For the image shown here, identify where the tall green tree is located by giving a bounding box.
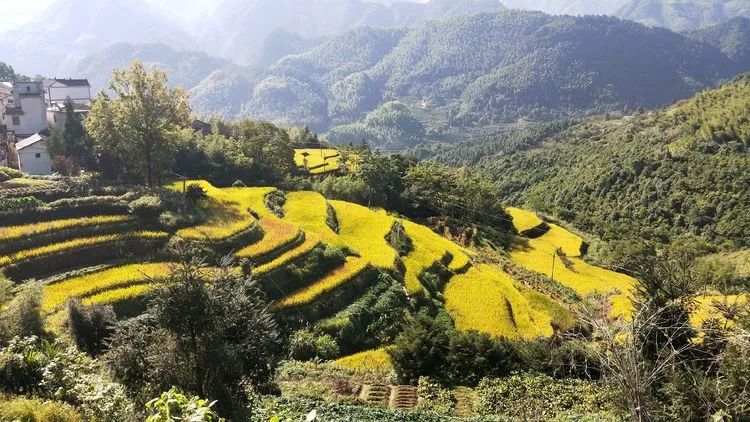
[86,61,190,187]
[48,98,94,168]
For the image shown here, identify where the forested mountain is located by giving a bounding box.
[688,17,750,72]
[0,0,193,76]
[76,43,244,94]
[421,74,750,250]
[617,0,750,31]
[237,10,739,146]
[201,0,505,64]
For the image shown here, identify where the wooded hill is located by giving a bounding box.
[419,73,750,255]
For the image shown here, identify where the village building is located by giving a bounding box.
[15,131,52,175]
[0,81,48,139]
[47,101,91,130]
[43,78,92,106]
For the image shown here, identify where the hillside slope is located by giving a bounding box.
[426,74,750,250]
[688,17,750,73]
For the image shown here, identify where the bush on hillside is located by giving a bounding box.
[0,167,23,182]
[146,387,223,422]
[129,195,163,224]
[289,330,340,361]
[0,196,44,212]
[0,282,44,344]
[0,396,83,422]
[67,298,117,357]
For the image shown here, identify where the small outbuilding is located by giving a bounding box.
[16,132,52,175]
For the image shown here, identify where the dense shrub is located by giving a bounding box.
[0,196,44,212]
[129,195,163,224]
[0,166,23,181]
[289,330,340,361]
[146,387,223,422]
[0,396,83,422]
[0,282,44,344]
[0,195,129,226]
[475,374,616,419]
[67,298,117,356]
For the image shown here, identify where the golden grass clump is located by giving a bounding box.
[506,207,544,233]
[0,231,168,267]
[236,218,301,259]
[42,262,172,313]
[276,257,368,309]
[283,191,346,248]
[444,264,565,339]
[400,219,471,295]
[0,215,131,241]
[334,347,394,372]
[329,201,397,269]
[690,294,748,328]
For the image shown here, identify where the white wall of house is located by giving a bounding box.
[47,85,91,105]
[47,109,66,129]
[18,140,53,175]
[1,95,47,137]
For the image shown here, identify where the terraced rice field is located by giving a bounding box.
[400,219,471,295]
[236,218,301,260]
[329,201,397,269]
[507,207,544,233]
[42,263,172,313]
[283,191,346,248]
[334,347,394,372]
[294,149,340,174]
[172,181,260,241]
[0,231,168,267]
[0,215,132,241]
[275,257,369,309]
[507,211,636,316]
[444,264,571,339]
[254,235,322,276]
[691,294,748,328]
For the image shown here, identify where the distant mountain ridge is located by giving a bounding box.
[617,0,750,31]
[74,10,750,149]
[0,0,194,76]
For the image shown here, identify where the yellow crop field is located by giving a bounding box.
[236,218,301,259]
[0,231,168,267]
[444,264,564,339]
[294,149,340,174]
[275,257,368,309]
[334,347,394,372]
[400,219,471,295]
[83,283,153,306]
[172,181,260,241]
[42,263,172,313]
[0,215,131,241]
[507,207,544,233]
[283,191,346,248]
[222,186,277,219]
[329,201,397,269]
[254,235,322,276]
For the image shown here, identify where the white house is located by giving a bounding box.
[0,81,48,138]
[44,78,91,106]
[15,132,53,175]
[47,101,91,130]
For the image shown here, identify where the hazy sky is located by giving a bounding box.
[0,0,432,31]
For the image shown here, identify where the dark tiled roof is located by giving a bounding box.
[50,78,90,87]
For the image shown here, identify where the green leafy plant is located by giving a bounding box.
[146,387,224,422]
